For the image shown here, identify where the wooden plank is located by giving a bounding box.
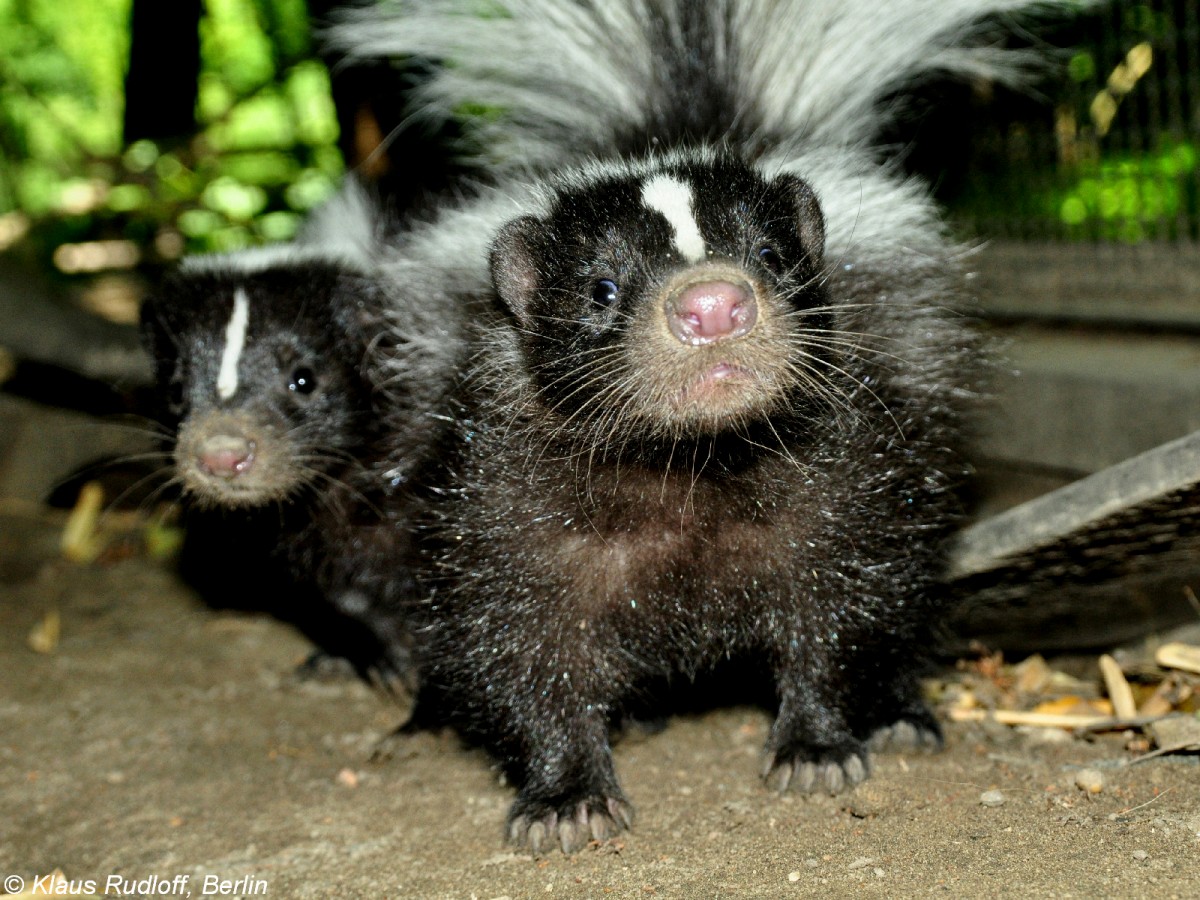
[950,426,1200,581]
[945,426,1200,652]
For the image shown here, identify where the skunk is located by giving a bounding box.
[328,0,1086,851]
[140,181,465,688]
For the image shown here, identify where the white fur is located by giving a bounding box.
[641,175,706,262]
[296,176,385,264]
[217,287,249,401]
[327,0,1080,174]
[179,243,326,276]
[325,0,1089,293]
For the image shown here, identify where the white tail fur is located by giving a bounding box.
[327,0,1077,172]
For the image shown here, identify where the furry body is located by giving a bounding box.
[329,0,1081,850]
[141,183,465,685]
[422,154,978,850]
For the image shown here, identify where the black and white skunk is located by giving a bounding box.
[140,181,465,688]
[329,0,1084,851]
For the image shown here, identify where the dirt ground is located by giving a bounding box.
[2,505,1199,900]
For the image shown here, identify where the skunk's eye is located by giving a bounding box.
[758,246,782,275]
[591,279,619,307]
[288,366,318,396]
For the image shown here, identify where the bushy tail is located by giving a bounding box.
[327,0,1079,171]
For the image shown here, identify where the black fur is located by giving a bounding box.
[324,0,1088,856]
[141,257,457,689]
[416,153,980,852]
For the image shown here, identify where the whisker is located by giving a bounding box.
[101,465,182,520]
[786,352,905,441]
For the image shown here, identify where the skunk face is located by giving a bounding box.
[489,155,830,440]
[143,263,377,508]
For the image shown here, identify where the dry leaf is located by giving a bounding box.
[61,482,105,563]
[1099,654,1137,719]
[28,609,61,654]
[1033,696,1113,718]
[1013,654,1052,695]
[1155,642,1200,675]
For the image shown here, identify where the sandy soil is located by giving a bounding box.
[2,507,1199,899]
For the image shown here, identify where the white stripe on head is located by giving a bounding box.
[641,174,706,263]
[216,288,250,401]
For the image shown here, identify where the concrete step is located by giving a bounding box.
[975,324,1200,478]
[972,241,1200,329]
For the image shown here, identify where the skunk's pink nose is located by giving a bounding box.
[666,279,757,345]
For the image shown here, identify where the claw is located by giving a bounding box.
[794,761,817,793]
[868,719,943,753]
[760,750,778,780]
[763,747,870,797]
[823,762,845,794]
[892,721,920,746]
[527,820,548,854]
[843,753,868,786]
[557,819,579,853]
[508,796,633,854]
[607,796,634,831]
[765,758,792,793]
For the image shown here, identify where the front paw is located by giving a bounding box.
[507,794,634,854]
[762,743,870,795]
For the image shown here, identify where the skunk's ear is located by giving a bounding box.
[489,215,547,328]
[779,175,826,266]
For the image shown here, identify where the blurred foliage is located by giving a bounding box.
[1055,141,1197,242]
[0,0,1194,275]
[956,139,1198,242]
[1048,1,1197,241]
[0,0,129,213]
[0,0,342,270]
[949,0,1199,241]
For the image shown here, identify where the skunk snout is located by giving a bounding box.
[196,432,257,479]
[665,278,757,346]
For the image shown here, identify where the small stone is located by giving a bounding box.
[1133,850,1148,862]
[1074,768,1104,794]
[980,790,1005,807]
[873,868,886,878]
[1018,726,1073,745]
[847,857,876,871]
[788,872,801,883]
[335,768,359,788]
[1148,714,1200,750]
[804,859,819,869]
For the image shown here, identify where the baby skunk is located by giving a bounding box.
[439,154,978,852]
[140,181,463,689]
[329,0,1086,850]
